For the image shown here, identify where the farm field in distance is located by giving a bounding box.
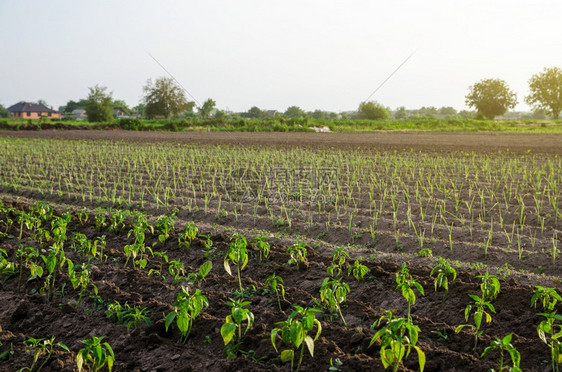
[0,130,561,371]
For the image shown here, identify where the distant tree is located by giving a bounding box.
[214,109,227,121]
[283,106,306,119]
[60,99,87,114]
[85,85,114,122]
[439,106,457,116]
[0,104,8,118]
[132,104,146,118]
[458,110,475,119]
[525,67,562,119]
[358,101,389,120]
[37,99,48,107]
[309,109,331,120]
[394,106,407,120]
[246,106,264,119]
[465,78,517,119]
[112,99,131,116]
[417,106,438,117]
[143,77,193,118]
[198,98,216,119]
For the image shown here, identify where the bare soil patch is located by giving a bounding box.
[1,129,560,153]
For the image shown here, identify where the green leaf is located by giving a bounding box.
[280,349,294,363]
[199,261,212,277]
[508,347,521,367]
[304,335,314,357]
[221,323,237,345]
[414,345,426,372]
[57,342,70,352]
[455,324,468,334]
[270,329,279,352]
[45,253,56,274]
[290,322,304,348]
[474,311,483,329]
[223,260,232,276]
[481,345,493,357]
[76,352,84,372]
[502,333,512,345]
[414,282,425,296]
[164,312,176,332]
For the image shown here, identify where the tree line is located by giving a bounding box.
[1,67,560,122]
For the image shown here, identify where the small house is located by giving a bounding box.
[7,101,61,119]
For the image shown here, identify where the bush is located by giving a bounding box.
[117,118,144,131]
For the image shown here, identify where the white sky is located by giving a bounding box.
[1,0,560,113]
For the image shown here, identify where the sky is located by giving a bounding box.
[1,0,561,113]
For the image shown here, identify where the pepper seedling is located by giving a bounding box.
[220,298,255,358]
[369,311,425,372]
[271,305,322,372]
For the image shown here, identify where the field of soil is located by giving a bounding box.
[1,129,561,153]
[0,130,561,372]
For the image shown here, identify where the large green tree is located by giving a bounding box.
[283,106,306,119]
[394,106,407,120]
[358,101,389,120]
[439,106,457,116]
[143,77,193,118]
[112,99,131,116]
[198,98,216,119]
[465,78,517,119]
[525,67,562,119]
[85,85,114,122]
[246,106,264,119]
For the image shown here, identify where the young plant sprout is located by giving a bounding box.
[327,246,350,279]
[165,287,209,344]
[271,306,322,372]
[430,257,457,300]
[251,235,270,262]
[76,336,114,372]
[156,209,178,244]
[264,273,286,311]
[395,263,424,320]
[476,271,500,302]
[319,277,350,325]
[224,233,249,292]
[532,286,562,311]
[480,333,521,372]
[537,311,562,372]
[369,311,426,372]
[220,298,255,358]
[178,221,198,249]
[348,257,369,282]
[455,293,496,352]
[287,242,307,270]
[23,336,69,372]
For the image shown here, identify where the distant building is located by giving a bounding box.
[264,110,278,117]
[113,108,130,119]
[71,109,87,120]
[7,101,61,119]
[496,112,523,120]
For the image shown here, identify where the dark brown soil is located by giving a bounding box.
[0,198,558,372]
[0,129,561,153]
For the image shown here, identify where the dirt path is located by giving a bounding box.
[1,130,560,153]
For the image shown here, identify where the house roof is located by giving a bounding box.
[7,101,59,113]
